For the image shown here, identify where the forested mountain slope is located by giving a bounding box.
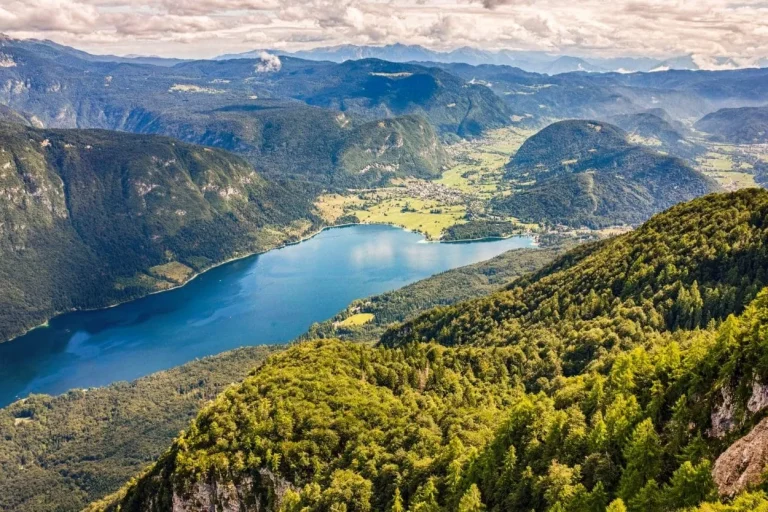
[0,346,279,512]
[0,122,319,341]
[608,111,703,159]
[695,106,768,144]
[494,120,719,227]
[0,246,562,512]
[90,189,768,512]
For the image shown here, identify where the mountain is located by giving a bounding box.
[0,39,498,178]
[217,44,695,74]
[0,41,455,184]
[0,105,30,126]
[0,122,319,342]
[433,62,768,123]
[608,111,703,158]
[494,120,719,227]
[88,189,768,512]
[269,58,516,137]
[0,246,562,512]
[695,106,768,143]
[542,56,605,74]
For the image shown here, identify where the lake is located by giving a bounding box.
[0,224,534,407]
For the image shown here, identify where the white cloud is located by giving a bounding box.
[0,0,766,67]
[255,51,281,72]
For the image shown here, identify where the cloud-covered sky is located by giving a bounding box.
[1,0,767,66]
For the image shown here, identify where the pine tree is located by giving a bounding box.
[606,498,628,512]
[618,419,662,502]
[390,488,404,512]
[457,484,485,512]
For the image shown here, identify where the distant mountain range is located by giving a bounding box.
[217,43,728,74]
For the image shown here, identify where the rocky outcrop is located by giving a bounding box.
[170,470,295,512]
[713,417,768,497]
[709,387,737,438]
[748,379,768,413]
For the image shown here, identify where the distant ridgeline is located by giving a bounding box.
[0,39,511,185]
[494,120,720,228]
[89,189,768,512]
[695,106,768,144]
[608,110,704,160]
[0,122,320,341]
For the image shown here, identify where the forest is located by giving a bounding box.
[87,189,768,512]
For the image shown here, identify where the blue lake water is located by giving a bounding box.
[0,224,534,407]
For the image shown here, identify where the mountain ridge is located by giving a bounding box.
[494,120,719,227]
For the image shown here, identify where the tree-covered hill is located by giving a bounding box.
[608,111,703,159]
[695,106,768,144]
[89,189,768,512]
[494,120,719,227]
[0,122,320,341]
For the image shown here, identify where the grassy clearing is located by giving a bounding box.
[149,262,195,284]
[337,313,375,327]
[354,197,467,239]
[695,145,761,191]
[314,193,365,223]
[438,127,534,198]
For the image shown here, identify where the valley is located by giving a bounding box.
[0,224,535,408]
[315,127,536,240]
[2,25,768,512]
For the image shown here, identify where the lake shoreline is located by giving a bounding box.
[1,225,535,407]
[4,222,533,345]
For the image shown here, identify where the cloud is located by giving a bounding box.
[0,0,766,67]
[255,51,281,72]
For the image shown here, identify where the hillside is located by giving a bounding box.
[0,105,30,126]
[494,120,719,227]
[0,346,279,512]
[0,245,562,512]
[118,105,448,187]
[0,122,319,341]
[89,189,768,512]
[295,59,514,137]
[695,106,768,144]
[608,111,703,159]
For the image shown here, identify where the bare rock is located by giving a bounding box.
[748,379,768,413]
[710,387,736,438]
[713,416,768,497]
[169,471,295,511]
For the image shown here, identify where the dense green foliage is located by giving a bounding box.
[387,189,768,370]
[441,221,519,242]
[304,247,563,342]
[94,340,527,512]
[93,190,768,512]
[494,120,719,227]
[0,346,278,512]
[695,106,768,144]
[0,122,319,341]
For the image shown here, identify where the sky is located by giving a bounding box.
[0,0,767,67]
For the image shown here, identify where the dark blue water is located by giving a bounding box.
[0,225,534,407]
